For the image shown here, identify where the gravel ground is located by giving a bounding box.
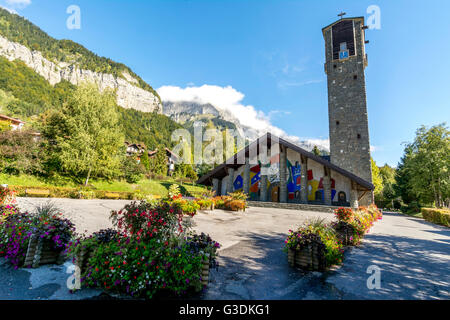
[0,198,448,300]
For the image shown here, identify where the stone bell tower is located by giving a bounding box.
[323,15,373,205]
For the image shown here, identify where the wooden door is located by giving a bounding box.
[271,186,280,203]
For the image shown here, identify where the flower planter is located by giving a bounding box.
[287,243,326,272]
[23,235,66,268]
[72,246,97,289]
[194,253,211,292]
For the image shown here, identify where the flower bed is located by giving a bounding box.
[69,200,220,298]
[0,186,16,206]
[212,191,248,212]
[286,205,383,272]
[0,206,75,268]
[285,219,343,271]
[331,221,360,246]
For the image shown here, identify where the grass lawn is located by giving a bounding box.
[0,173,208,198]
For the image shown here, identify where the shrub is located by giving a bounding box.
[168,184,181,199]
[212,196,230,209]
[334,207,354,222]
[175,199,200,217]
[104,192,120,200]
[421,208,450,227]
[228,191,248,201]
[224,199,246,212]
[110,201,184,240]
[195,198,213,210]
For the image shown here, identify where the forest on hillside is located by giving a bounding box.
[0,7,160,100]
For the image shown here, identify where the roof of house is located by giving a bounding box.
[196,132,374,191]
[148,147,179,160]
[0,114,25,125]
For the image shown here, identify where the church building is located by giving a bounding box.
[197,16,375,208]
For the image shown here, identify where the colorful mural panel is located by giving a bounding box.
[232,155,337,202]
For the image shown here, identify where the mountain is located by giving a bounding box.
[0,8,161,113]
[0,8,181,151]
[163,100,329,153]
[163,100,268,143]
[163,101,242,134]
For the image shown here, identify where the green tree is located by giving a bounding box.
[51,83,125,185]
[140,150,150,172]
[377,164,397,207]
[312,146,321,156]
[394,123,449,208]
[371,158,383,204]
[149,146,168,175]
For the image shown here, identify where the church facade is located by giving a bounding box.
[197,16,374,208]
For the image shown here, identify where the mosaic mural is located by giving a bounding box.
[233,157,337,202]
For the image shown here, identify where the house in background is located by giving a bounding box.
[124,142,178,175]
[125,142,147,157]
[0,114,25,131]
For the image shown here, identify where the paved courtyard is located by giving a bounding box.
[0,198,448,300]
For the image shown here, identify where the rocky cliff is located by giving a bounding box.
[163,100,329,153]
[0,35,162,113]
[163,101,248,138]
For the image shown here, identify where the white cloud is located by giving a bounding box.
[277,79,323,89]
[157,84,329,151]
[6,0,30,5]
[0,5,17,13]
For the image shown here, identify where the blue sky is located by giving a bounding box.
[2,0,450,167]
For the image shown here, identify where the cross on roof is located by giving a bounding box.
[338,12,346,19]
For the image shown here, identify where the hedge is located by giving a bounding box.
[9,185,137,200]
[421,208,450,227]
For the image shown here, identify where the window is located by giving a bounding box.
[357,134,361,139]
[353,75,358,80]
[336,121,340,126]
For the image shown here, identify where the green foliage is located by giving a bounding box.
[0,57,75,117]
[42,83,125,184]
[0,130,43,175]
[174,163,198,180]
[371,158,383,202]
[312,146,321,156]
[121,156,144,184]
[0,120,10,132]
[377,164,396,207]
[140,150,150,172]
[0,8,160,100]
[118,108,182,150]
[421,208,450,227]
[394,123,450,208]
[149,146,168,175]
